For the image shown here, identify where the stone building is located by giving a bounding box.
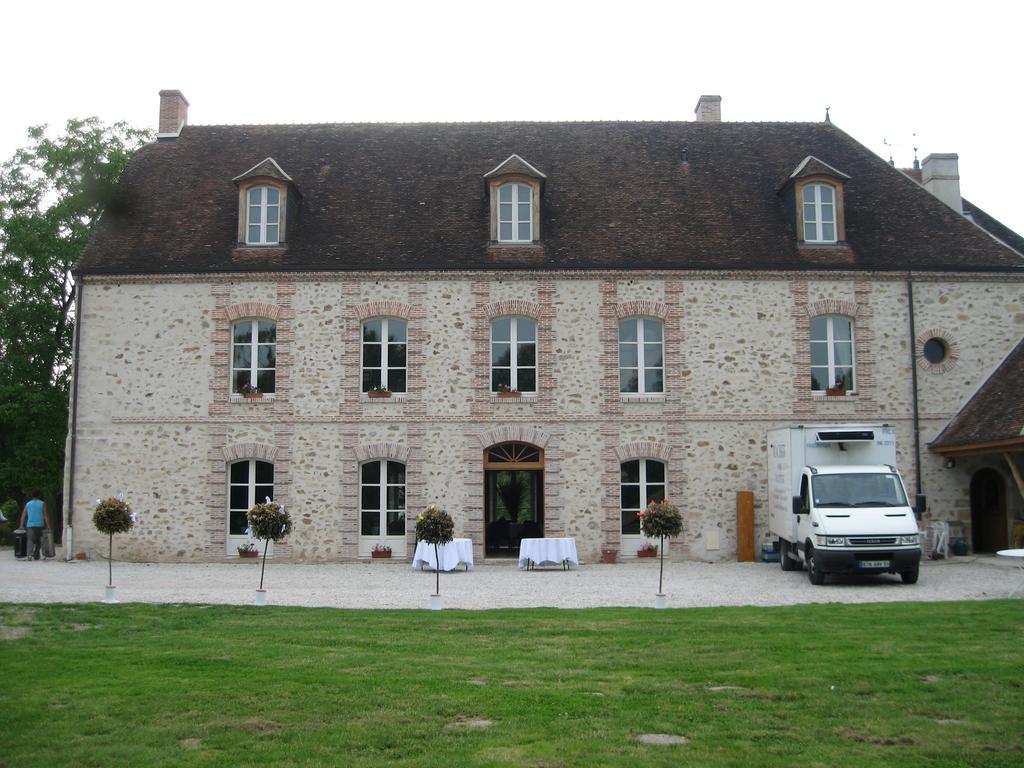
[63,91,1024,563]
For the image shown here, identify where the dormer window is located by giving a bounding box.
[232,158,300,249]
[802,183,836,243]
[498,183,533,243]
[247,186,280,245]
[484,154,545,246]
[781,156,849,246]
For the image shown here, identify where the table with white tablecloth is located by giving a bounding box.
[518,537,578,570]
[412,538,474,572]
[996,548,1024,598]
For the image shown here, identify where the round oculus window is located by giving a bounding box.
[923,338,948,364]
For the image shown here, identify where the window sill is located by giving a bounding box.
[492,392,537,402]
[361,393,407,403]
[620,394,665,403]
[813,391,858,399]
[230,394,275,404]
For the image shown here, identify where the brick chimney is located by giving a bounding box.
[921,153,962,213]
[694,94,722,122]
[158,90,189,136]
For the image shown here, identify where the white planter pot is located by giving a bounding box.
[102,586,119,604]
[254,589,267,606]
[654,593,667,609]
[430,594,443,611]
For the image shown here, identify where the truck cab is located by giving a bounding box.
[789,465,921,584]
[768,425,923,585]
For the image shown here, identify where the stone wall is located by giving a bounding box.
[65,271,1024,563]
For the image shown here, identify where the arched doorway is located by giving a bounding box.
[970,469,1007,553]
[484,442,544,557]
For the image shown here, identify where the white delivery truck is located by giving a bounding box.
[768,424,923,585]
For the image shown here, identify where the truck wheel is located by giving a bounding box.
[900,566,919,585]
[807,546,826,585]
[780,538,798,571]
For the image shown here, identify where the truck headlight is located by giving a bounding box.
[899,535,919,545]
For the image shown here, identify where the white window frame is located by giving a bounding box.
[359,459,407,556]
[802,183,837,243]
[490,316,537,393]
[618,317,665,395]
[246,185,281,245]
[620,458,667,544]
[810,315,856,392]
[361,318,407,393]
[227,458,274,555]
[231,319,276,394]
[497,182,533,243]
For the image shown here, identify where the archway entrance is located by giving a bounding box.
[484,442,544,557]
[970,468,1007,553]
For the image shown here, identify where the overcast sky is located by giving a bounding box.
[4,0,1022,235]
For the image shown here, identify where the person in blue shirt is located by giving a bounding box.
[20,491,51,561]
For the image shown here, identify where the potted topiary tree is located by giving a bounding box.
[415,504,454,609]
[93,495,136,603]
[637,498,683,608]
[246,499,292,606]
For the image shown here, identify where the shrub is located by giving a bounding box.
[415,504,454,546]
[93,497,135,535]
[638,499,682,539]
[246,502,292,542]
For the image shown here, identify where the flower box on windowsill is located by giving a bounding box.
[238,550,259,558]
[824,388,847,397]
[371,550,392,559]
[496,390,521,399]
[242,392,263,399]
[637,548,658,558]
[367,390,392,399]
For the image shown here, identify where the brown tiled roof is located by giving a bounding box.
[79,121,1024,275]
[930,337,1024,452]
[962,198,1024,257]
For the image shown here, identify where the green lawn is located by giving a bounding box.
[2,601,1022,767]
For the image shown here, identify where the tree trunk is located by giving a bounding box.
[658,535,665,594]
[259,539,269,590]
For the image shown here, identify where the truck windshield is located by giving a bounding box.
[811,473,908,508]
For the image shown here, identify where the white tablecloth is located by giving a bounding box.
[412,539,474,571]
[518,538,578,570]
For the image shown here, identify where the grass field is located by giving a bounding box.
[2,600,1022,767]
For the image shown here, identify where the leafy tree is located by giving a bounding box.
[0,118,150,505]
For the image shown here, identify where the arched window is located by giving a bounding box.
[620,459,666,535]
[362,318,407,393]
[228,459,274,537]
[360,460,406,537]
[810,315,855,392]
[491,317,537,393]
[497,183,532,243]
[246,185,281,245]
[231,319,276,394]
[618,318,664,394]
[802,183,837,243]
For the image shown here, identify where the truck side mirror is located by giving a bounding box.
[915,494,927,518]
[792,496,803,515]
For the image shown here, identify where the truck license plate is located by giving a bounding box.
[859,560,889,569]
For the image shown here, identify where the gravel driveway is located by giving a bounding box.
[1,555,1020,609]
